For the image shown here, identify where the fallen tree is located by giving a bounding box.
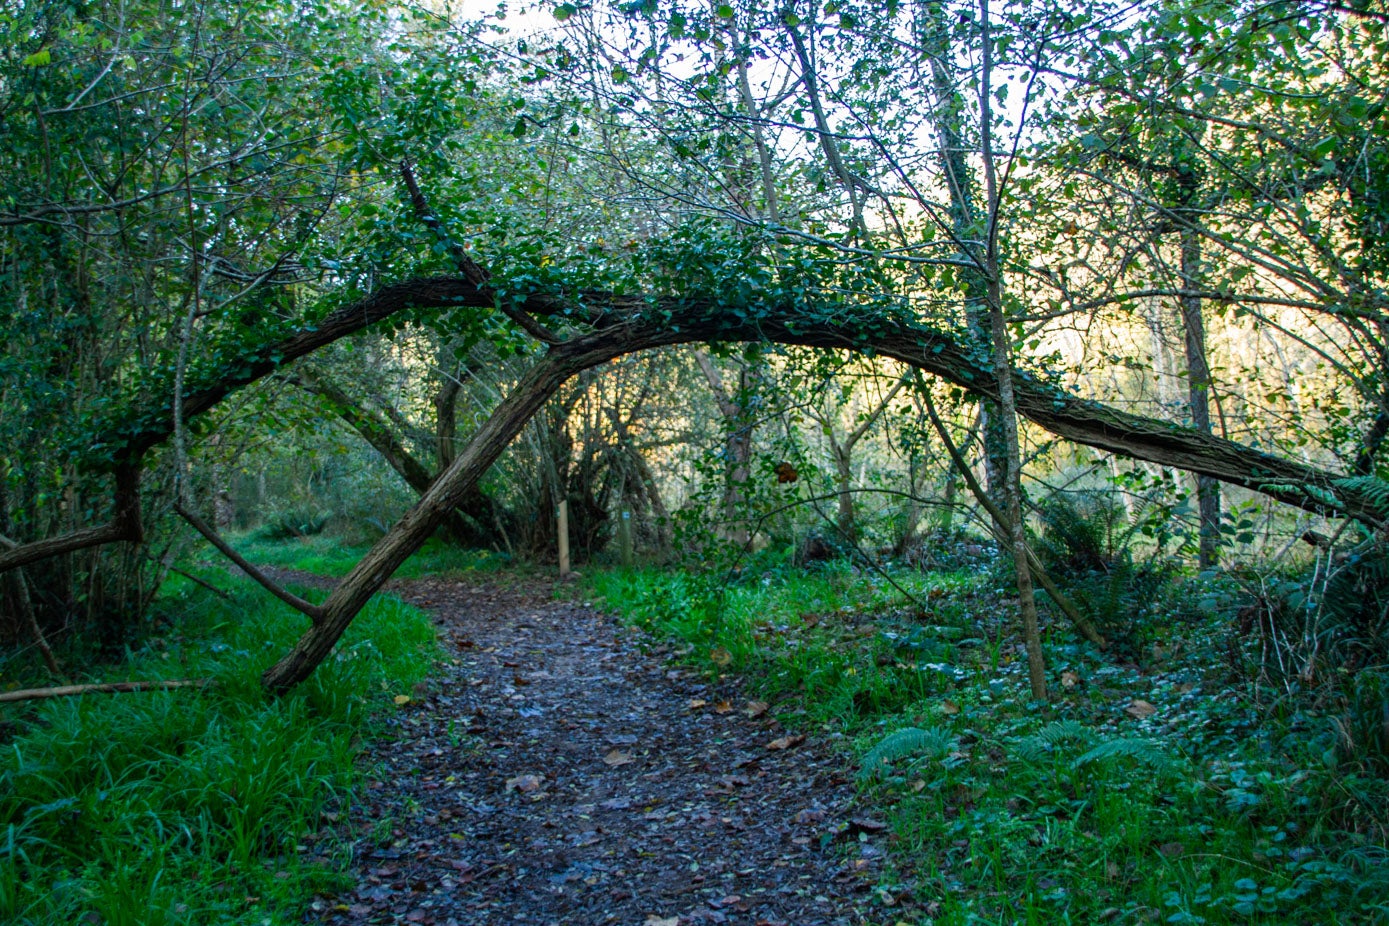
[77,276,1383,522]
[5,270,1385,690]
[258,287,1386,691]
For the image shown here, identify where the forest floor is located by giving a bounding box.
[306,575,893,926]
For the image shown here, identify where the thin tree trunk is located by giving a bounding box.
[1179,198,1221,568]
[977,0,1046,698]
[694,350,757,546]
[923,11,1010,513]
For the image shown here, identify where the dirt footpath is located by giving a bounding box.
[311,577,898,926]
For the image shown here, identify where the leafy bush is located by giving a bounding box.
[1033,489,1178,652]
[0,570,437,925]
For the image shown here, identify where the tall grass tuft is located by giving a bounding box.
[0,569,437,925]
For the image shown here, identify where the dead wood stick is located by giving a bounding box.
[0,678,212,703]
[918,380,1108,649]
[174,502,325,623]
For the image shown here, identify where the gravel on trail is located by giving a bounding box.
[308,577,903,926]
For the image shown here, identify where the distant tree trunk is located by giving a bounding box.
[819,374,906,542]
[435,353,462,471]
[1178,172,1221,569]
[694,350,758,546]
[832,442,855,539]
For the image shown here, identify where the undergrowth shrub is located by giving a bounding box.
[253,503,330,541]
[1033,489,1179,654]
[1240,536,1389,797]
[0,571,437,925]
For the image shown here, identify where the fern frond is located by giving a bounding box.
[1333,476,1389,519]
[1013,720,1099,765]
[1072,737,1173,773]
[859,727,955,780]
[1037,720,1097,746]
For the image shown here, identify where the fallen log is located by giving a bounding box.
[0,678,213,703]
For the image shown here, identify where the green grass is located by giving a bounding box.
[0,567,439,925]
[588,563,1389,925]
[230,532,509,579]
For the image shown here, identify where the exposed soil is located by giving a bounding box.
[307,576,900,926]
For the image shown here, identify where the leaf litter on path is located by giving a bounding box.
[311,577,888,926]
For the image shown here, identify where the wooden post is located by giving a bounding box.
[619,508,633,567]
[557,499,571,578]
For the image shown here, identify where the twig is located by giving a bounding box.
[166,564,233,600]
[918,379,1108,649]
[175,502,324,622]
[399,160,563,345]
[4,568,63,678]
[0,678,212,703]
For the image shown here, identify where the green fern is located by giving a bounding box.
[1333,475,1389,520]
[1321,542,1389,644]
[859,727,955,780]
[1013,720,1098,765]
[1072,737,1174,773]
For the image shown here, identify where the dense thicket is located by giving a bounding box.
[3,0,1388,692]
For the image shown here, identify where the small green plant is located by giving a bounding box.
[1033,488,1177,653]
[253,503,330,541]
[859,726,957,781]
[0,568,437,925]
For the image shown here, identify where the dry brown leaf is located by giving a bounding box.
[713,700,734,714]
[688,698,708,709]
[1061,670,1081,688]
[765,734,806,751]
[940,699,960,715]
[744,700,769,718]
[392,694,411,705]
[710,647,732,667]
[603,749,635,767]
[1125,699,1157,719]
[504,773,544,793]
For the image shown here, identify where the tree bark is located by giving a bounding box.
[1178,175,1221,568]
[0,463,143,576]
[693,350,758,545]
[85,275,1389,525]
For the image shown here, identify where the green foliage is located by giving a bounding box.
[253,505,331,541]
[859,726,956,781]
[1033,489,1180,652]
[228,534,507,580]
[1072,736,1175,774]
[1333,476,1389,522]
[593,557,1389,925]
[0,570,437,925]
